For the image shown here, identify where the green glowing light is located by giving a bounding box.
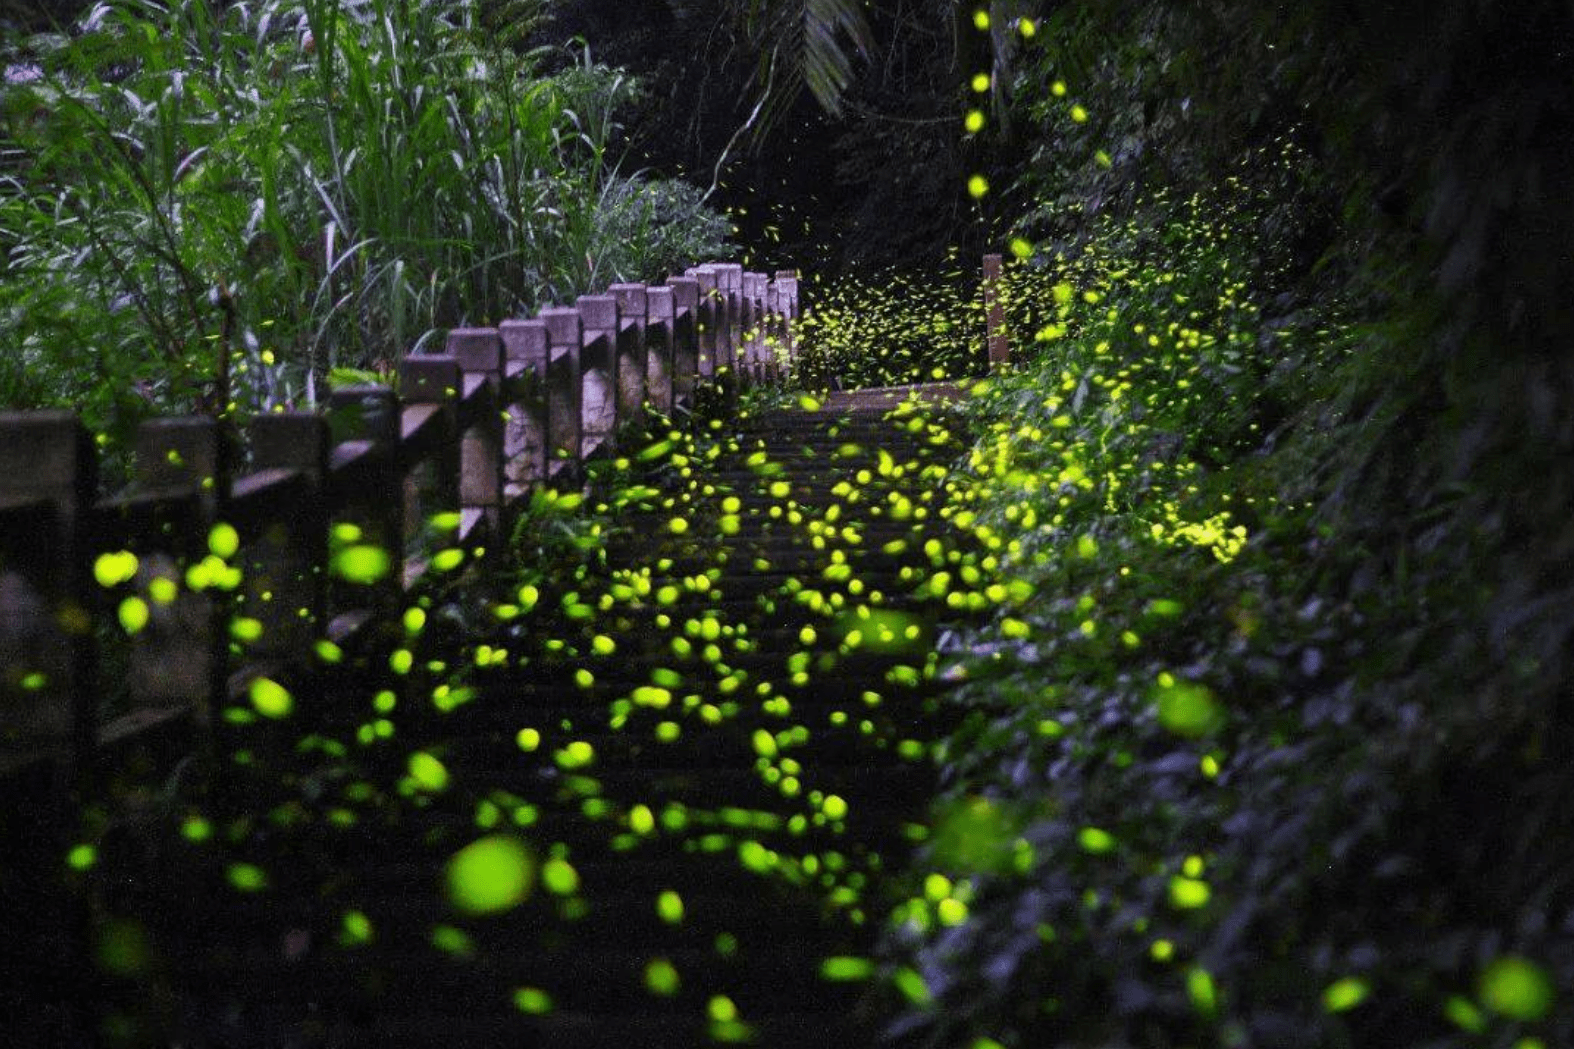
[248,676,294,719]
[340,910,373,945]
[1322,976,1370,1013]
[645,957,680,996]
[821,956,874,981]
[512,987,553,1014]
[1168,876,1211,909]
[893,967,932,1007]
[226,862,268,892]
[208,522,240,559]
[1077,826,1116,854]
[96,919,150,976]
[332,544,391,584]
[117,596,149,635]
[445,835,535,915]
[1479,955,1554,1021]
[1444,995,1486,1033]
[540,857,580,896]
[430,924,474,958]
[1152,677,1223,737]
[229,617,263,643]
[93,550,138,588]
[408,751,450,792]
[555,741,594,769]
[1186,966,1217,1016]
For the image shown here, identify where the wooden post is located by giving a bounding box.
[984,253,1009,369]
[446,329,506,535]
[575,295,618,459]
[539,307,584,478]
[644,286,676,415]
[124,417,226,729]
[325,385,403,629]
[242,413,329,668]
[666,277,700,410]
[0,412,97,776]
[399,353,463,565]
[499,319,550,500]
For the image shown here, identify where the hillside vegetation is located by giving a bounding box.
[778,2,1573,1046]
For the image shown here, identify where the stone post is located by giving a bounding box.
[540,308,584,477]
[609,283,651,426]
[686,266,720,379]
[644,286,676,415]
[575,295,619,458]
[666,277,700,409]
[774,270,800,362]
[499,319,549,497]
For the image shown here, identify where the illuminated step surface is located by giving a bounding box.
[60,389,974,1048]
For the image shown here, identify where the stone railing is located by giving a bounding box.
[0,263,800,788]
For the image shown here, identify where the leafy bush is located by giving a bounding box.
[0,0,729,445]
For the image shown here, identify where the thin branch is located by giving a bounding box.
[703,41,776,205]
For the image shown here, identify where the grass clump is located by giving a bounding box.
[0,0,729,445]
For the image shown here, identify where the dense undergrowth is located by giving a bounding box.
[794,73,1571,1049]
[742,2,1574,1045]
[0,0,729,446]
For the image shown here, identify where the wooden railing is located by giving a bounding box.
[0,263,800,788]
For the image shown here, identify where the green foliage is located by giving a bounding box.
[0,0,729,443]
[734,0,874,131]
[870,20,1574,1042]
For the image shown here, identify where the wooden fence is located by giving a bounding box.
[0,263,800,791]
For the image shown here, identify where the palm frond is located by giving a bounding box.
[740,0,872,142]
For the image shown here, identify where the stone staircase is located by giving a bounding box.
[59,386,969,1048]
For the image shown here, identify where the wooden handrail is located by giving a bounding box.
[0,264,802,793]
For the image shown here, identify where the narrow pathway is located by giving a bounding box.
[84,386,969,1048]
